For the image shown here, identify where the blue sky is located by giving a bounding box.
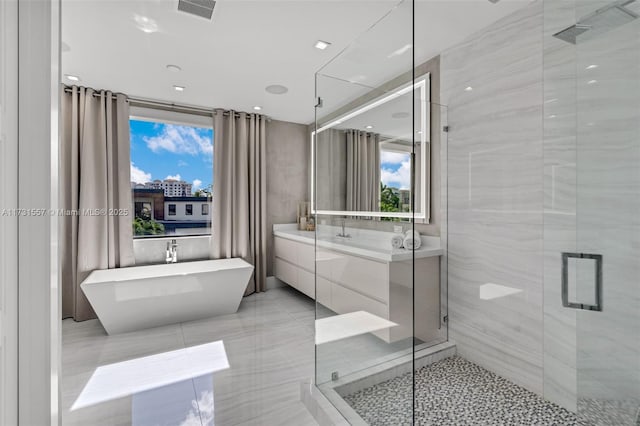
[130,120,213,192]
[380,150,411,190]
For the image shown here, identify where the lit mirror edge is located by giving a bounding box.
[310,74,431,222]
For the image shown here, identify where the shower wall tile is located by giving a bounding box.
[543,0,640,413]
[441,1,545,396]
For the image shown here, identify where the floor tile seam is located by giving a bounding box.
[179,321,206,426]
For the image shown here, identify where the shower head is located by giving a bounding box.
[553,0,638,44]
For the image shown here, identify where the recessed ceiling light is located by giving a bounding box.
[587,79,598,85]
[166,64,182,72]
[464,86,473,92]
[548,114,557,119]
[133,14,159,33]
[315,40,331,50]
[365,125,374,130]
[265,84,288,95]
[586,64,598,70]
[417,130,423,134]
[173,85,185,92]
[253,106,262,111]
[65,74,80,82]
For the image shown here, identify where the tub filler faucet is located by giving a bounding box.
[336,219,351,238]
[166,239,178,263]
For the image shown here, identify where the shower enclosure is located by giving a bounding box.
[543,0,640,423]
[311,0,639,424]
[312,0,449,422]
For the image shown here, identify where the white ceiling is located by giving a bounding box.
[61,0,530,125]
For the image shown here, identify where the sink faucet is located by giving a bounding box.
[166,239,178,263]
[336,218,351,238]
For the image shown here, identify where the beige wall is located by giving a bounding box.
[266,119,309,276]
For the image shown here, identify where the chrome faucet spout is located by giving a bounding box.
[336,219,351,238]
[166,239,178,263]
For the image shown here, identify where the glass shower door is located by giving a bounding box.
[544,1,640,424]
[312,0,419,422]
[573,2,640,423]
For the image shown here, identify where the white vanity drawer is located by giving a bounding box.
[315,247,336,281]
[274,237,298,265]
[316,276,332,308]
[331,253,389,303]
[297,268,315,299]
[274,258,297,287]
[331,283,388,320]
[297,242,315,272]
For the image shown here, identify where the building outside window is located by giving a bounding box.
[130,116,213,237]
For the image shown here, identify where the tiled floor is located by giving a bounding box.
[61,286,318,426]
[344,355,589,426]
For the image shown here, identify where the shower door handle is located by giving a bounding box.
[561,252,603,311]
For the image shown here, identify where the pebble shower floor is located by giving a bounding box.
[344,355,593,426]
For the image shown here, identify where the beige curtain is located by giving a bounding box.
[346,130,381,211]
[211,109,267,294]
[315,129,347,211]
[60,86,135,321]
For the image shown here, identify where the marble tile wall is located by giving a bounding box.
[441,0,639,417]
[440,1,545,396]
[543,0,640,416]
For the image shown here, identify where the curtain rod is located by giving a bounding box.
[62,86,268,120]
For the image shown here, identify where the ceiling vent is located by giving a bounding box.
[178,0,216,20]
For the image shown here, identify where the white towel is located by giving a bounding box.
[403,230,422,250]
[391,234,404,249]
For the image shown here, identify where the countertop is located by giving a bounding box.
[273,224,443,262]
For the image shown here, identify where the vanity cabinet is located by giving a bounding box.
[273,235,441,343]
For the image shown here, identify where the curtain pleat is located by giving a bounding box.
[211,110,267,294]
[346,130,381,212]
[61,86,135,321]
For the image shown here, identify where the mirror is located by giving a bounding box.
[312,75,430,221]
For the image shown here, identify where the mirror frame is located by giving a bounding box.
[311,74,430,221]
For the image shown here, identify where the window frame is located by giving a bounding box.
[130,106,213,239]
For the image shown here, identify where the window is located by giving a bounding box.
[134,201,152,220]
[202,204,209,215]
[380,144,412,215]
[130,115,213,238]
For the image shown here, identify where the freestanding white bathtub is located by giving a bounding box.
[81,258,254,335]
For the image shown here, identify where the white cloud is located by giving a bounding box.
[381,151,410,165]
[130,162,151,184]
[381,160,411,190]
[145,124,213,157]
[178,160,189,167]
[193,179,203,190]
[165,174,181,181]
